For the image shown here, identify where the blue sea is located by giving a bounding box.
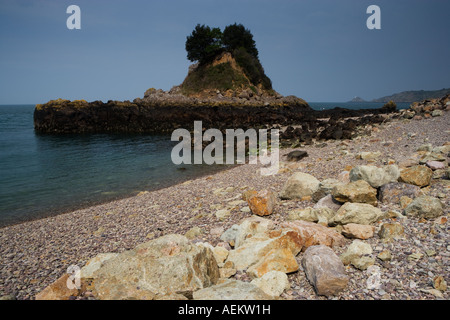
[0,101,410,227]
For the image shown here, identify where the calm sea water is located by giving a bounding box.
[0,101,410,227]
[0,105,232,227]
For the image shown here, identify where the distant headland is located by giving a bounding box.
[348,88,450,103]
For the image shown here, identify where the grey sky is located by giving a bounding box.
[0,0,449,104]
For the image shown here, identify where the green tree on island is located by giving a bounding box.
[184,23,272,91]
[185,24,223,64]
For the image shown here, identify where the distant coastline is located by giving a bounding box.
[347,88,450,103]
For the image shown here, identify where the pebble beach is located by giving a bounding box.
[0,109,449,300]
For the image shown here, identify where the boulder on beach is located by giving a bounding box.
[301,245,349,297]
[279,172,320,200]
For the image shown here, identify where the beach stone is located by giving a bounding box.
[281,220,346,250]
[241,189,257,201]
[400,196,414,209]
[185,226,203,239]
[234,216,275,248]
[432,110,443,117]
[301,245,349,297]
[337,170,351,183]
[340,240,374,270]
[331,180,378,206]
[246,247,299,278]
[215,209,231,221]
[378,223,405,242]
[35,274,79,300]
[419,152,446,164]
[314,194,343,212]
[250,271,290,297]
[378,182,421,204]
[312,178,344,201]
[426,161,446,170]
[330,202,383,226]
[398,159,419,168]
[349,165,400,188]
[341,223,375,240]
[399,165,433,187]
[279,172,320,200]
[286,150,308,161]
[433,276,447,292]
[377,250,392,261]
[193,279,272,300]
[225,229,304,272]
[358,151,382,160]
[404,196,443,219]
[80,253,118,279]
[287,207,335,224]
[220,224,240,247]
[196,242,229,266]
[247,189,277,217]
[90,234,220,300]
[417,143,433,152]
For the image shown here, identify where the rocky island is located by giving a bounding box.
[34,24,397,137]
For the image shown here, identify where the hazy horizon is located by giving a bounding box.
[1,0,449,104]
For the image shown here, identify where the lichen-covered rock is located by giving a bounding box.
[330,202,383,226]
[378,223,405,242]
[332,180,378,206]
[349,165,400,188]
[90,234,220,300]
[399,165,433,187]
[340,240,374,270]
[404,196,444,219]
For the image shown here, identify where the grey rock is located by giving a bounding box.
[279,172,320,200]
[350,165,400,188]
[404,196,444,219]
[302,245,349,297]
[330,202,383,226]
[378,182,421,204]
[193,279,272,300]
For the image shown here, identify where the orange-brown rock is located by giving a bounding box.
[247,248,299,278]
[247,189,277,216]
[341,223,375,240]
[399,165,433,187]
[35,274,79,300]
[281,220,346,250]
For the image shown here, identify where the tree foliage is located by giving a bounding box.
[185,24,223,64]
[222,23,258,59]
[184,23,272,91]
[186,23,259,64]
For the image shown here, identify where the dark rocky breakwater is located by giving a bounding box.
[33,96,312,134]
[33,91,400,141]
